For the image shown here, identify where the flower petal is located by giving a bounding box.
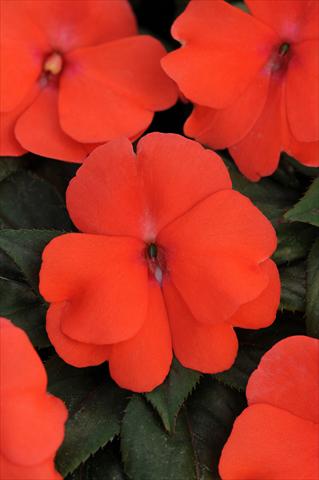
[1,392,67,466]
[39,233,148,344]
[247,336,319,424]
[160,189,276,272]
[136,133,232,236]
[285,137,319,167]
[67,134,231,239]
[230,259,280,329]
[286,40,319,143]
[229,78,282,181]
[184,70,270,149]
[66,139,145,237]
[219,404,319,480]
[0,84,40,157]
[162,0,277,109]
[15,86,88,162]
[59,36,177,143]
[159,190,276,324]
[109,281,172,392]
[0,318,47,394]
[246,0,319,41]
[23,0,137,51]
[0,455,61,480]
[1,110,26,157]
[0,1,45,112]
[163,280,238,373]
[46,303,111,367]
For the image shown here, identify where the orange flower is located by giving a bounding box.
[219,336,319,479]
[0,0,177,162]
[162,0,319,181]
[39,133,280,392]
[0,318,67,480]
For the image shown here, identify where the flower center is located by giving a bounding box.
[145,242,166,284]
[268,42,291,76]
[43,52,63,75]
[147,243,158,259]
[278,42,290,57]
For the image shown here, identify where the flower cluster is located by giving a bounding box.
[1,0,318,478]
[0,318,67,480]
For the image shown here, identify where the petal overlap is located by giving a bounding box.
[40,233,148,344]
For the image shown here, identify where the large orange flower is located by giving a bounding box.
[0,318,67,480]
[39,133,280,392]
[219,335,319,479]
[162,0,319,181]
[0,0,177,161]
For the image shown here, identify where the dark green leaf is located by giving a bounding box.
[0,229,63,347]
[0,229,62,291]
[65,443,128,480]
[306,239,319,338]
[224,157,298,227]
[0,156,25,182]
[214,346,264,392]
[121,396,196,480]
[146,358,201,432]
[280,262,306,312]
[187,377,246,480]
[55,369,128,477]
[273,223,317,264]
[0,170,73,230]
[46,356,100,414]
[284,178,319,227]
[0,277,48,347]
[284,154,319,178]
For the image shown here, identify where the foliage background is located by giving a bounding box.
[0,1,318,479]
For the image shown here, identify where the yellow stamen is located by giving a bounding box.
[43,52,63,75]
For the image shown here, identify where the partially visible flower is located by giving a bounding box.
[219,335,319,479]
[39,133,280,392]
[0,318,67,479]
[0,0,177,161]
[162,0,319,181]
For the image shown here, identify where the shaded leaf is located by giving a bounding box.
[146,358,201,432]
[0,229,62,291]
[273,223,317,265]
[224,157,298,227]
[46,356,101,415]
[55,365,128,477]
[121,396,196,480]
[214,347,264,393]
[280,262,306,312]
[65,442,128,480]
[306,239,319,338]
[284,178,319,227]
[0,277,48,347]
[187,377,246,480]
[0,156,25,182]
[0,170,73,230]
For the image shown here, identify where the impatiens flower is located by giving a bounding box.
[0,0,177,162]
[219,336,319,479]
[0,318,67,480]
[162,0,319,181]
[39,133,280,392]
